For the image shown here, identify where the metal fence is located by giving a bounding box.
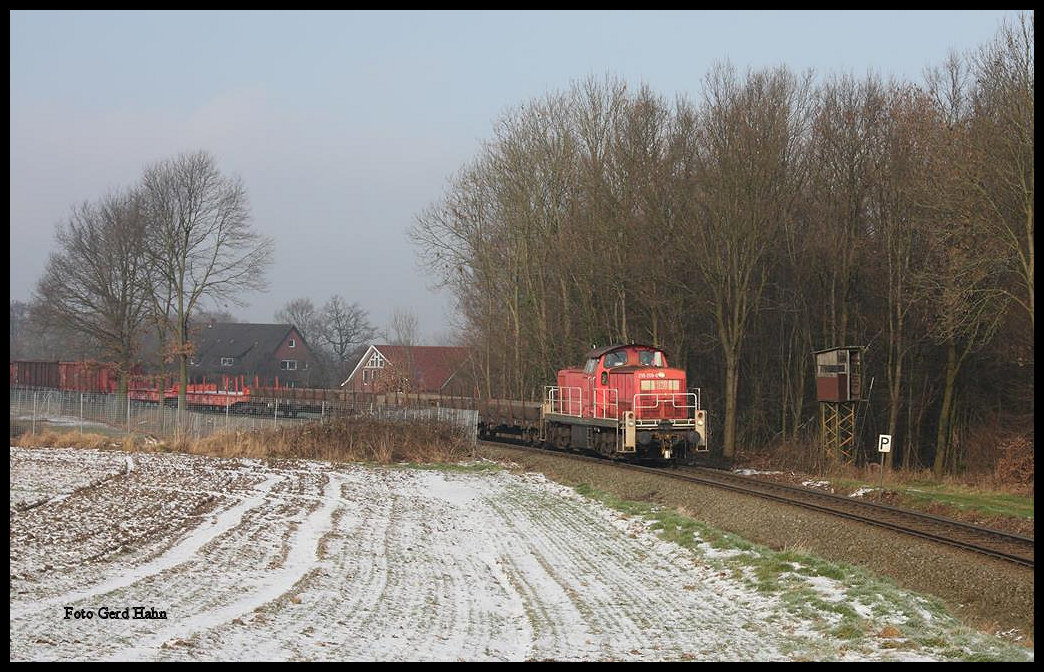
[9,387,478,445]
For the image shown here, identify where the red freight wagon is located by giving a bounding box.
[57,361,120,393]
[11,360,139,394]
[10,360,61,389]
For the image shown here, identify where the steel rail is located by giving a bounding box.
[482,440,1034,568]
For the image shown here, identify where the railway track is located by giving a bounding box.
[482,440,1035,568]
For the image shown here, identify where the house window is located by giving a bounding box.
[366,352,385,368]
[221,357,234,367]
[288,338,296,348]
[281,360,298,371]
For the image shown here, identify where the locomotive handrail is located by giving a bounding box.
[633,392,698,416]
[593,387,619,420]
[545,385,583,417]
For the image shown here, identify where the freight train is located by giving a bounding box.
[11,343,710,463]
[9,360,339,417]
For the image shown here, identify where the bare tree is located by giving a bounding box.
[275,297,323,347]
[968,12,1034,333]
[11,299,82,361]
[10,300,32,360]
[920,56,1011,475]
[389,307,420,347]
[384,307,421,394]
[683,63,815,459]
[30,189,152,391]
[140,150,273,417]
[321,295,375,362]
[194,306,240,324]
[277,296,341,386]
[868,84,936,469]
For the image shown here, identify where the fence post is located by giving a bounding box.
[274,400,278,428]
[226,400,230,433]
[32,391,37,435]
[80,393,84,435]
[127,395,131,433]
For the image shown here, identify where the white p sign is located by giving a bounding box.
[878,434,892,453]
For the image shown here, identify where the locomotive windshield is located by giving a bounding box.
[638,350,664,367]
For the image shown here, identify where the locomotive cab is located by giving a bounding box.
[544,344,708,461]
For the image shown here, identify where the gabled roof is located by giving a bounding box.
[192,323,301,373]
[342,344,471,391]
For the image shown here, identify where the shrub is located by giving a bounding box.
[993,434,1034,495]
[11,416,474,466]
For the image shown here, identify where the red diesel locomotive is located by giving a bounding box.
[539,343,708,462]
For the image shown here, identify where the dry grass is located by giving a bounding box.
[11,417,475,466]
[736,432,1034,497]
[14,429,117,452]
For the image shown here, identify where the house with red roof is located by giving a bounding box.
[340,344,472,396]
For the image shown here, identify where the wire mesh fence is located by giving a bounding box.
[9,387,478,445]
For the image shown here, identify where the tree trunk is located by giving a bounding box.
[933,339,958,476]
[722,349,739,458]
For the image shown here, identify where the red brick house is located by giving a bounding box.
[187,322,320,387]
[341,344,472,396]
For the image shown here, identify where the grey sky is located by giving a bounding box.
[9,10,1023,343]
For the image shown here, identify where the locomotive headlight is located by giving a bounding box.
[696,418,704,426]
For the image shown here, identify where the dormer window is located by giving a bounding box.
[288,338,296,348]
[367,352,385,368]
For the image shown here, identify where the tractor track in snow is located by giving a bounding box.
[10,447,1032,662]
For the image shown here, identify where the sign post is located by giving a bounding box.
[877,434,892,488]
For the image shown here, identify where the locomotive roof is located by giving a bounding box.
[585,343,665,359]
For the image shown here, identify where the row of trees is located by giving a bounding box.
[27,151,274,415]
[411,14,1033,474]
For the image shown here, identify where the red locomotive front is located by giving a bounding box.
[543,344,708,461]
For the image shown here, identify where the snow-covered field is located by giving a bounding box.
[9,446,1031,662]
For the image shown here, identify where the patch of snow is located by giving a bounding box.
[14,414,113,428]
[9,447,1032,662]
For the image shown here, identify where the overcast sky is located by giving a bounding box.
[9,10,1024,343]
